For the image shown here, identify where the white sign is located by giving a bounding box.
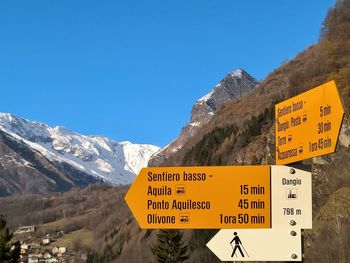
[207,229,302,261]
[271,166,312,229]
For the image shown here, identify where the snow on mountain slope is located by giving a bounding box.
[0,113,160,185]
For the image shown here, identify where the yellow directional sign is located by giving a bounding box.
[125,166,312,229]
[125,166,271,229]
[275,80,344,165]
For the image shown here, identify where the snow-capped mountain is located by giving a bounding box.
[0,113,160,189]
[191,68,258,124]
[149,68,258,166]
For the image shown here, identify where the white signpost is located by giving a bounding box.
[207,166,312,261]
[207,228,302,261]
[271,165,312,229]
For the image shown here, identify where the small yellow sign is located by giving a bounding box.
[275,80,344,165]
[125,166,271,229]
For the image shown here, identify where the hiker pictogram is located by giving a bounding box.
[230,232,249,258]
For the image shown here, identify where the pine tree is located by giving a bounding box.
[151,229,189,263]
[0,214,20,263]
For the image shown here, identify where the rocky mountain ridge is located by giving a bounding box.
[149,68,258,166]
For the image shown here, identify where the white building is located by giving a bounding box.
[42,238,51,245]
[28,255,39,263]
[58,247,66,254]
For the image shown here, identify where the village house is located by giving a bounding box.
[42,238,51,245]
[58,247,66,254]
[52,247,59,255]
[52,246,67,255]
[19,242,30,254]
[28,254,39,263]
[14,225,35,235]
[44,252,52,259]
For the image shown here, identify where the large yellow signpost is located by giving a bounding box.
[275,80,344,164]
[125,166,271,229]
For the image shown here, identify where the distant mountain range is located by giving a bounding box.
[0,68,258,196]
[0,113,160,196]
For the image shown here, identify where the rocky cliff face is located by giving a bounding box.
[149,68,258,166]
[191,69,258,123]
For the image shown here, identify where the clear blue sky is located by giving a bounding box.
[0,0,335,146]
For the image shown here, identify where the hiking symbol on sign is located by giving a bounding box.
[230,232,249,258]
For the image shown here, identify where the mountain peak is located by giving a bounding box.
[53,125,75,134]
[148,68,259,166]
[197,68,257,104]
[228,68,244,78]
[0,112,50,128]
[0,112,19,122]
